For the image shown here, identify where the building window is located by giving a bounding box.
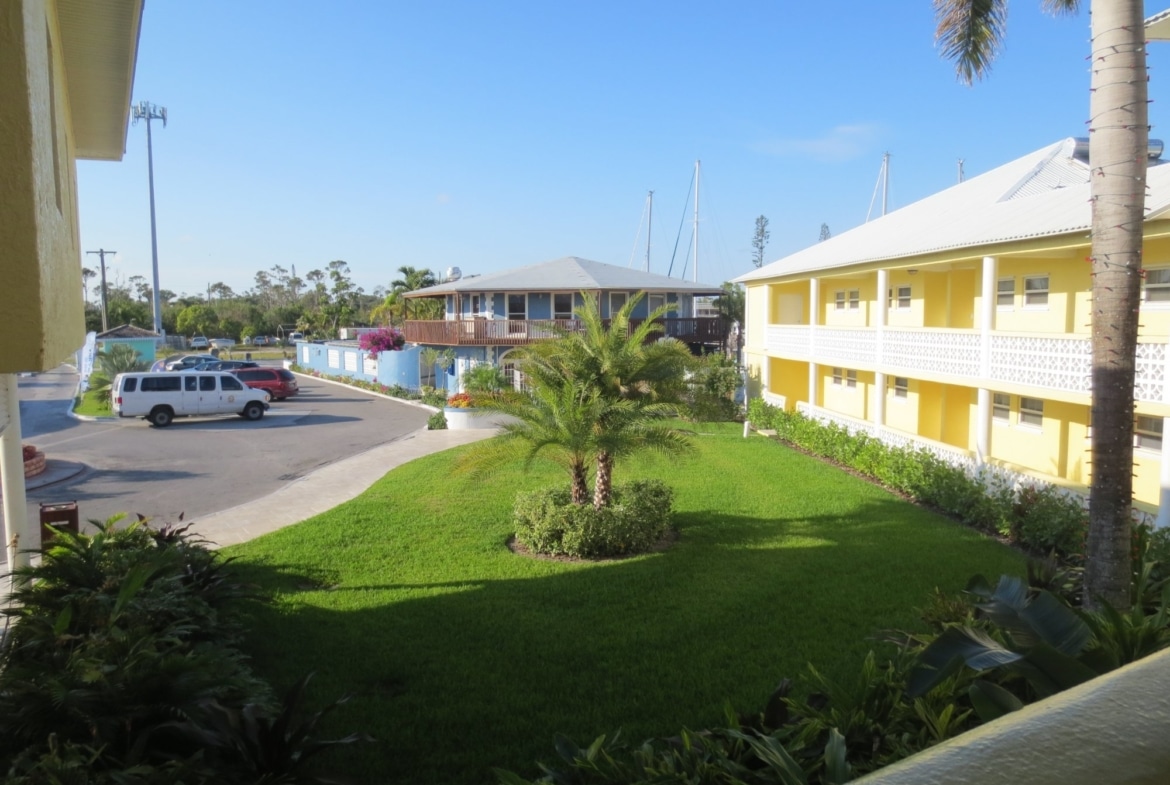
[647,293,666,315]
[1144,268,1170,304]
[832,367,843,386]
[1019,397,1044,427]
[848,289,860,309]
[846,370,858,389]
[1136,415,1164,451]
[553,293,574,320]
[610,292,628,315]
[893,377,909,398]
[1023,275,1049,307]
[888,285,911,309]
[507,294,527,320]
[997,278,1015,307]
[993,393,1011,422]
[835,291,846,310]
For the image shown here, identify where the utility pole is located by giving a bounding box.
[86,249,116,332]
[132,101,167,336]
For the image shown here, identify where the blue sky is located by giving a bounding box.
[76,1,1170,299]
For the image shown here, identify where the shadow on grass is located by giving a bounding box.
[230,497,1019,785]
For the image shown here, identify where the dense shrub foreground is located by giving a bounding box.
[229,426,1025,784]
[0,519,366,783]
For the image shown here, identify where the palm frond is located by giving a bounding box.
[933,0,1008,85]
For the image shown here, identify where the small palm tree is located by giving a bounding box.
[463,292,694,509]
[86,344,151,402]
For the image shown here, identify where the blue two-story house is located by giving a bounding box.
[297,256,725,392]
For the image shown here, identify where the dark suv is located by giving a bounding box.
[232,367,299,400]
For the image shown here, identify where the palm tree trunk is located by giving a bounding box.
[593,451,613,510]
[1084,0,1148,610]
[571,463,589,506]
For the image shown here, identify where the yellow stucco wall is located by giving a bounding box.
[992,256,1086,335]
[821,366,867,419]
[768,358,807,411]
[0,0,86,373]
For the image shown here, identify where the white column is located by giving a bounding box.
[874,269,889,428]
[1156,418,1170,529]
[0,373,30,581]
[808,278,819,407]
[976,256,997,462]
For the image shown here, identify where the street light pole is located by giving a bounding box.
[132,101,167,337]
[86,249,116,332]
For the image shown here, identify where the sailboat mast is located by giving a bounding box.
[646,191,653,272]
[881,152,890,217]
[693,159,700,283]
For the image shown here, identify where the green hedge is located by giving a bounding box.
[748,399,1088,558]
[513,480,674,558]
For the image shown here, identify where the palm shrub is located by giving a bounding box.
[85,343,151,402]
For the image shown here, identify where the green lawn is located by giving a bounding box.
[227,423,1023,785]
[73,387,111,417]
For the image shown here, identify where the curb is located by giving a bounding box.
[289,371,441,413]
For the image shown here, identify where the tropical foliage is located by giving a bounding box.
[85,343,151,402]
[0,517,368,783]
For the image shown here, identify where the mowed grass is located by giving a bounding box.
[73,388,111,417]
[227,423,1023,785]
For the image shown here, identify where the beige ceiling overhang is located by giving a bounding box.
[57,0,144,160]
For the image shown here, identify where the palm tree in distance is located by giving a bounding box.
[934,0,1148,609]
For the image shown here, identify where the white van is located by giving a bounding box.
[112,371,271,427]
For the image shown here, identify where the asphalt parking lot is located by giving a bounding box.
[10,366,432,533]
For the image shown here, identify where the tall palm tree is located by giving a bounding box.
[390,266,438,295]
[934,0,1147,609]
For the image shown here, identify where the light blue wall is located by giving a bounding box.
[98,338,157,363]
[294,341,423,389]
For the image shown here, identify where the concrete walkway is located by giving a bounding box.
[189,427,495,548]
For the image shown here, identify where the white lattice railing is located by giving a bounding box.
[766,325,1167,403]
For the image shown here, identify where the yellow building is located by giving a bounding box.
[737,137,1170,517]
[1,0,143,573]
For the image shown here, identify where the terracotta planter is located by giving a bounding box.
[24,451,46,478]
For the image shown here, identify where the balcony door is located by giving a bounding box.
[508,293,527,335]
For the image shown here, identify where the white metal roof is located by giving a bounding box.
[736,138,1170,283]
[406,256,725,297]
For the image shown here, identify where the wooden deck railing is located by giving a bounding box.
[403,317,725,347]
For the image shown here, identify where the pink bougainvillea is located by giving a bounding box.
[359,327,405,353]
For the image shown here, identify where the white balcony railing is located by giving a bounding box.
[765,325,1168,403]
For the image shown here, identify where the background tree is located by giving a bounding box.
[81,267,95,305]
[819,222,832,242]
[934,0,1146,609]
[175,304,220,337]
[713,281,745,363]
[752,215,770,268]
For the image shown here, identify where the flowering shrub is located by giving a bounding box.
[358,327,405,354]
[446,393,474,409]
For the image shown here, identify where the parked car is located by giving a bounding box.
[232,367,299,400]
[287,331,304,343]
[185,360,260,372]
[209,338,236,350]
[111,371,270,427]
[164,354,219,371]
[249,335,271,347]
[189,336,210,349]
